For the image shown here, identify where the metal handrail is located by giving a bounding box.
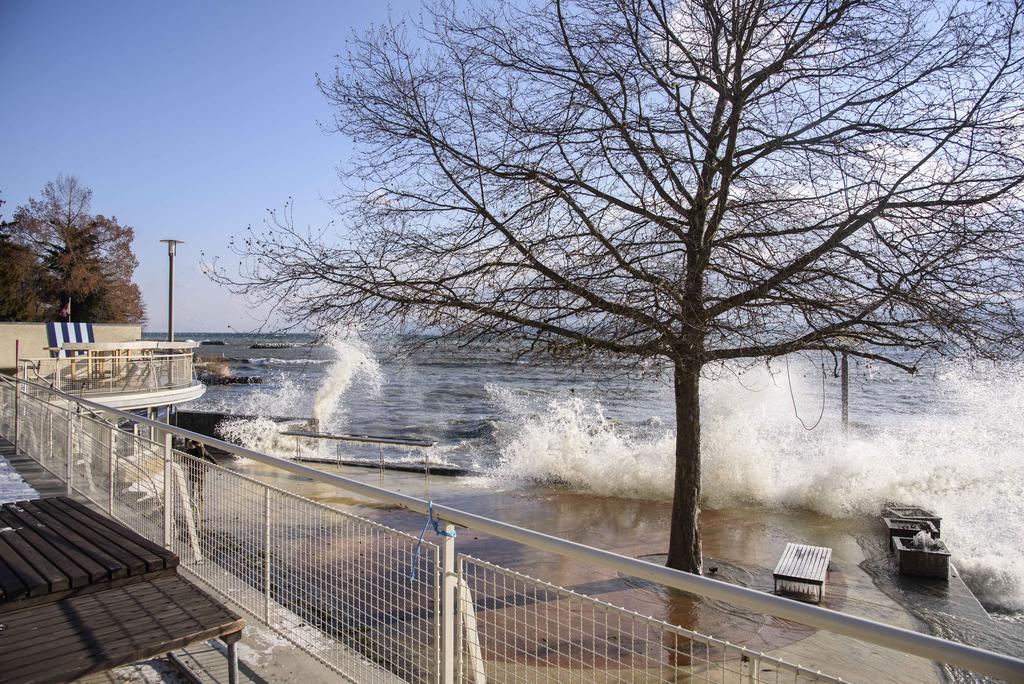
[18,351,196,363]
[3,373,1023,682]
[18,352,198,397]
[280,429,436,448]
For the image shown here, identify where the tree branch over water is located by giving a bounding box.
[211,0,1024,573]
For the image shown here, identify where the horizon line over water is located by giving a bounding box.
[178,330,1024,618]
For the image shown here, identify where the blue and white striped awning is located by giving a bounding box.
[47,322,95,357]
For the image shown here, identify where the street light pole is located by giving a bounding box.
[160,239,184,342]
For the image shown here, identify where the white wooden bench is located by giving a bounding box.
[773,543,832,603]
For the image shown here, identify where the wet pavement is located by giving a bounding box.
[230,460,1010,682]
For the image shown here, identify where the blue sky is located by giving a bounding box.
[0,1,420,332]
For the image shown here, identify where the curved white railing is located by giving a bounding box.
[18,352,198,398]
[2,374,1022,683]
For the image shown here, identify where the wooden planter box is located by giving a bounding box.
[882,517,940,551]
[893,536,951,579]
[883,504,942,534]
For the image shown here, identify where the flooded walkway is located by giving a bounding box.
[4,429,1017,683]
[231,460,987,682]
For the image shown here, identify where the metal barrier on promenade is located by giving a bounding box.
[18,352,195,397]
[1,374,1022,684]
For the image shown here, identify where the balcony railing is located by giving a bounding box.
[18,351,196,398]
[1,374,1022,683]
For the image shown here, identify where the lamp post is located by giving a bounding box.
[159,239,184,342]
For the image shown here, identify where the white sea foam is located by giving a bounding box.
[218,328,383,458]
[312,330,383,427]
[243,357,332,366]
[492,386,676,498]
[491,362,1024,611]
[218,416,286,455]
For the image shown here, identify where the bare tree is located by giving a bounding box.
[214,0,1024,573]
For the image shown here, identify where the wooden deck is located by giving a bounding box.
[0,496,243,684]
[0,497,178,604]
[0,575,243,683]
[773,542,832,603]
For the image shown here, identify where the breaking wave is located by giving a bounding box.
[199,332,1024,612]
[312,331,383,427]
[218,416,289,455]
[242,357,332,366]
[490,363,1024,612]
[216,328,383,457]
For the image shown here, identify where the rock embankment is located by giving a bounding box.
[195,357,263,385]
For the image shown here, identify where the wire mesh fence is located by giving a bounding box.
[110,429,167,543]
[2,381,444,683]
[10,384,69,482]
[457,556,843,684]
[0,378,862,684]
[164,449,442,682]
[266,485,440,682]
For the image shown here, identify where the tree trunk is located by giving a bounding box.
[666,359,702,574]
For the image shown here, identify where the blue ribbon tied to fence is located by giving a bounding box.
[410,501,456,581]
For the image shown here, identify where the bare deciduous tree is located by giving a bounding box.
[214,0,1024,573]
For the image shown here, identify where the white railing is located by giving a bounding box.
[18,352,196,397]
[2,374,1023,684]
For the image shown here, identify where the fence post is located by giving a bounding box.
[441,520,457,684]
[458,571,486,684]
[13,377,19,452]
[748,654,762,683]
[163,431,173,549]
[66,407,74,496]
[108,425,116,514]
[263,487,272,624]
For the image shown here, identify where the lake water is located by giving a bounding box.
[158,330,1024,621]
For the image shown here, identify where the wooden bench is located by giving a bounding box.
[0,496,243,683]
[0,574,243,683]
[773,542,832,603]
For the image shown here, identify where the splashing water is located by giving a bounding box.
[491,363,1024,612]
[218,416,286,456]
[311,331,383,428]
[216,329,383,456]
[492,386,676,498]
[195,332,1024,612]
